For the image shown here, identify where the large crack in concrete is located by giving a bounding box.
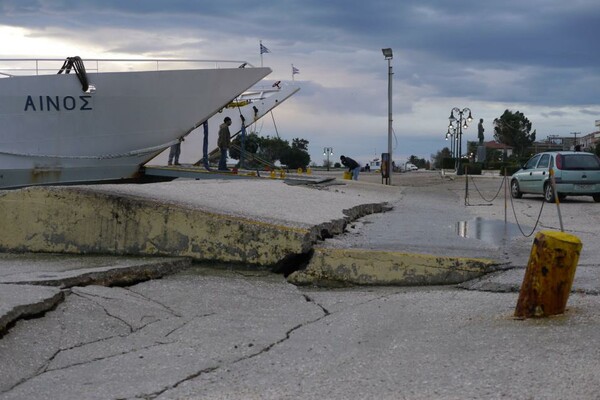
[142,286,408,399]
[141,288,333,399]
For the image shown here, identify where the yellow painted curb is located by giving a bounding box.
[0,187,312,266]
[288,247,498,286]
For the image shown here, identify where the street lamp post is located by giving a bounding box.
[448,107,473,175]
[323,147,334,171]
[445,128,455,159]
[382,48,393,185]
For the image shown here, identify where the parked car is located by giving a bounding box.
[510,151,600,202]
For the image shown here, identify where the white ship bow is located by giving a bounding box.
[0,58,271,188]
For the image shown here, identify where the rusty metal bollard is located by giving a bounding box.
[514,230,582,319]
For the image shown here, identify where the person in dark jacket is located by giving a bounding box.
[217,117,232,171]
[340,155,360,180]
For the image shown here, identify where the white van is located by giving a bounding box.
[403,162,418,171]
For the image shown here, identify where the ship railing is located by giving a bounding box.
[0,58,256,77]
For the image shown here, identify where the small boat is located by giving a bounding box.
[0,57,271,189]
[148,80,300,167]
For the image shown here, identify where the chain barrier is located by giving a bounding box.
[467,174,506,203]
[465,170,548,238]
[509,191,546,237]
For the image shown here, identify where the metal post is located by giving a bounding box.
[456,119,463,175]
[382,48,394,186]
[324,147,333,171]
[387,57,393,185]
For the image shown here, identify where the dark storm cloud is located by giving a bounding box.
[2,0,599,161]
[2,0,598,105]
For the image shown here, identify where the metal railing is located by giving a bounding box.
[0,58,255,77]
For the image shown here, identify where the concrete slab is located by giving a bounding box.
[0,179,398,266]
[289,247,498,286]
[0,253,192,336]
[0,253,192,288]
[0,284,63,336]
[313,171,600,287]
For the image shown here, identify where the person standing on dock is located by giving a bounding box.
[168,137,183,166]
[218,117,232,171]
[340,155,360,180]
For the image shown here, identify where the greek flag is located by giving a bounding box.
[260,43,270,54]
[292,66,300,75]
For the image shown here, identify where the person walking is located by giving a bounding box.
[218,117,232,171]
[340,155,360,180]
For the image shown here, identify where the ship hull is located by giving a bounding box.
[0,67,271,188]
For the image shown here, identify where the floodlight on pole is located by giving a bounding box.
[323,147,334,171]
[381,48,393,185]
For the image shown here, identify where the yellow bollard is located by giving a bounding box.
[270,170,276,179]
[514,230,582,319]
[279,170,286,179]
[306,168,312,175]
[343,171,352,180]
[297,167,303,174]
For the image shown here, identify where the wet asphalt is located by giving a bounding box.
[1,170,600,399]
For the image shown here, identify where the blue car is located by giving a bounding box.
[510,151,600,202]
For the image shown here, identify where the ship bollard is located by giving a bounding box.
[297,167,303,174]
[270,170,276,179]
[514,231,582,319]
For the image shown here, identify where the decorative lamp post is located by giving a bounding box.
[448,107,472,175]
[445,128,455,159]
[323,147,334,171]
[382,47,393,185]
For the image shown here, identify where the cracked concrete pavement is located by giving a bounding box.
[2,267,600,399]
[1,171,600,398]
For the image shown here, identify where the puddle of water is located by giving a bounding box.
[456,217,525,243]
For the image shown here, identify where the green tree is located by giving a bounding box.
[230,132,262,168]
[282,137,311,169]
[493,110,536,157]
[281,147,311,169]
[431,147,451,169]
[230,134,311,170]
[257,136,289,164]
[230,132,260,159]
[408,155,427,169]
[291,138,309,151]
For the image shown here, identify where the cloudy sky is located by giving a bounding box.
[2,0,599,166]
